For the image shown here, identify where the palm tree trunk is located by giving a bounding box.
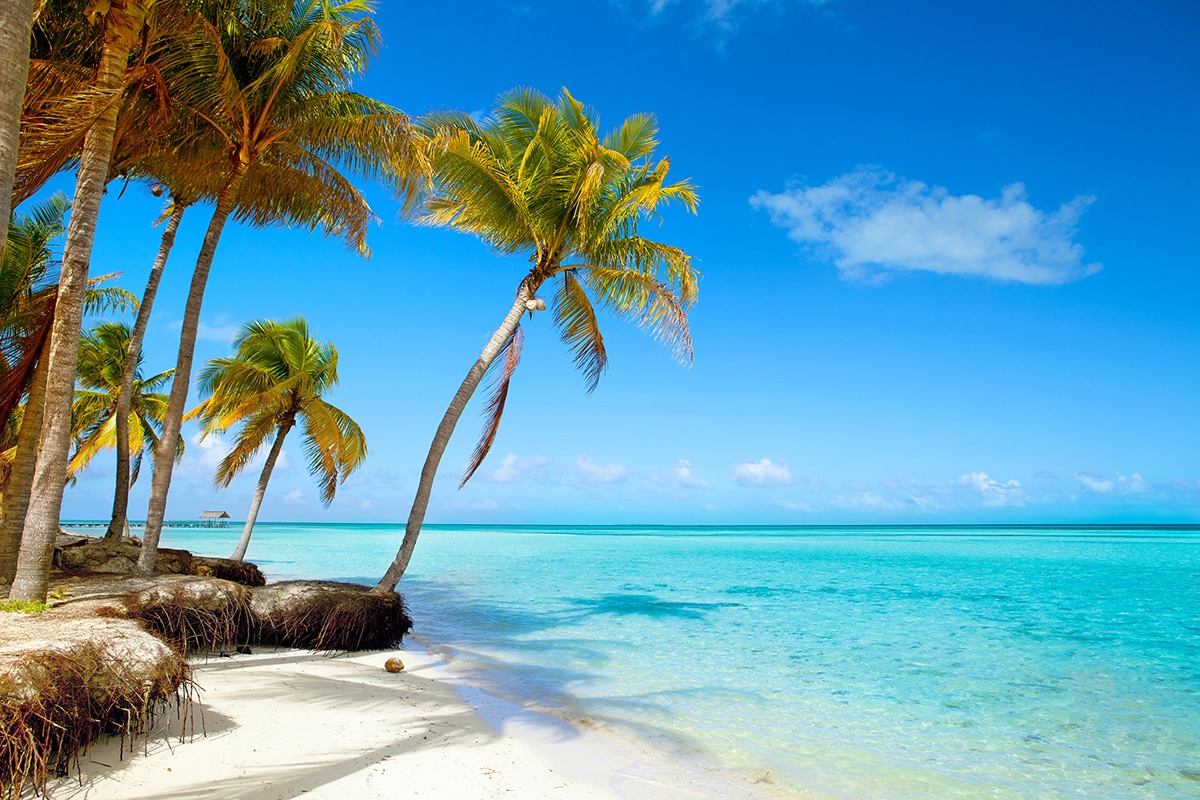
[0,336,51,585]
[0,0,37,270]
[105,199,189,539]
[138,164,248,576]
[374,281,534,593]
[230,418,294,562]
[9,20,140,603]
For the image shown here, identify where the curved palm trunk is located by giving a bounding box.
[230,418,294,562]
[9,19,141,602]
[0,336,51,585]
[138,165,247,576]
[105,200,188,539]
[374,281,534,593]
[0,0,37,269]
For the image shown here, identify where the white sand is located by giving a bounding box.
[47,643,786,800]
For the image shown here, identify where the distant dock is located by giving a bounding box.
[63,520,234,529]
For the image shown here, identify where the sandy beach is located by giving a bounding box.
[46,642,784,800]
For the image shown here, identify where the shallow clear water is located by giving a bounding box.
[97,522,1200,799]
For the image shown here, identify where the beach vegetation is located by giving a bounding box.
[375,87,699,591]
[0,599,48,614]
[186,317,366,562]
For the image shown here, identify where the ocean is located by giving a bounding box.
[92,522,1200,799]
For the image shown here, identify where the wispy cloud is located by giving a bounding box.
[283,489,304,504]
[645,0,830,33]
[673,460,710,489]
[575,455,629,485]
[732,458,793,487]
[488,452,550,483]
[751,168,1101,285]
[832,490,897,510]
[957,471,1024,507]
[167,312,240,344]
[1074,471,1149,494]
[772,496,812,512]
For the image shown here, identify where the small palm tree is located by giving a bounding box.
[188,317,366,562]
[66,321,179,491]
[375,88,700,592]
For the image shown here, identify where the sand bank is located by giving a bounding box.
[47,643,785,800]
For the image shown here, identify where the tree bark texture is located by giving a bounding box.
[374,281,535,593]
[138,165,247,576]
[0,335,50,585]
[9,26,135,602]
[0,0,37,270]
[230,418,293,562]
[106,200,188,538]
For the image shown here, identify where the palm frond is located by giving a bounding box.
[552,271,607,391]
[461,325,523,488]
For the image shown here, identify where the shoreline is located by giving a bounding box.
[46,640,794,800]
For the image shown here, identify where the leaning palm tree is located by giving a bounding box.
[135,0,422,576]
[374,88,700,592]
[66,321,180,493]
[187,317,365,562]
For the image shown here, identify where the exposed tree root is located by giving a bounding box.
[253,581,413,652]
[0,612,190,798]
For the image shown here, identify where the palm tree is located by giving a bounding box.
[67,321,179,492]
[103,194,189,539]
[187,317,365,562]
[374,88,700,592]
[135,0,421,576]
[8,0,159,603]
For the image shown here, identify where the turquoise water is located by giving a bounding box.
[94,522,1200,799]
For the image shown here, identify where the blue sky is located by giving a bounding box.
[50,0,1200,524]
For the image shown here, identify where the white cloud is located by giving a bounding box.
[360,499,373,509]
[283,489,304,504]
[732,458,793,487]
[575,455,629,485]
[1074,471,1149,494]
[491,453,520,482]
[773,497,812,512]
[957,471,1024,507]
[488,452,550,483]
[673,460,710,489]
[751,168,1101,285]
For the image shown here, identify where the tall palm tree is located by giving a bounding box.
[103,194,189,539]
[374,88,700,592]
[135,0,421,576]
[8,0,159,603]
[187,317,365,562]
[67,321,179,491]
